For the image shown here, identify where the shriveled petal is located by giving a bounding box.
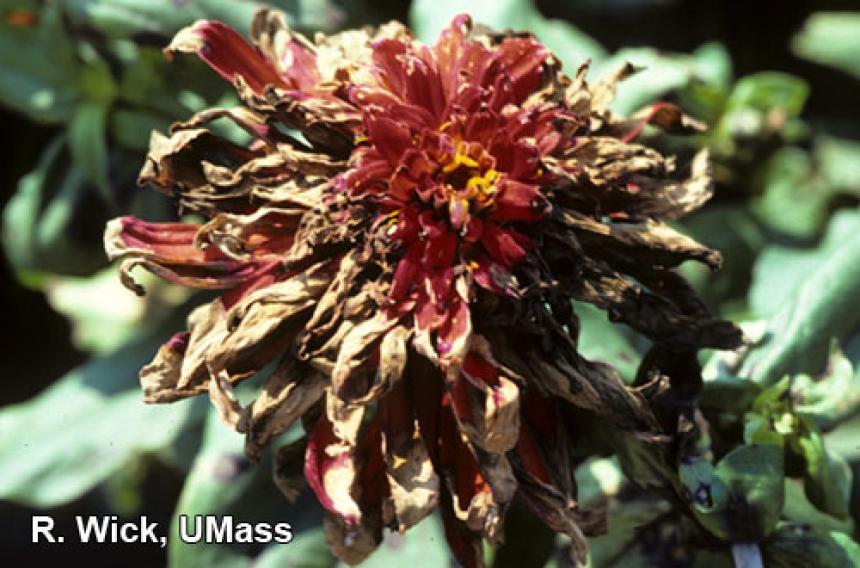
[409,357,514,542]
[331,313,399,401]
[560,210,722,270]
[208,368,246,429]
[487,329,661,434]
[273,436,308,502]
[245,358,326,460]
[440,488,486,568]
[139,299,229,403]
[323,511,382,566]
[139,332,195,402]
[205,261,333,384]
[622,101,707,142]
[572,257,743,350]
[250,9,320,91]
[449,348,521,453]
[105,217,268,294]
[379,379,439,530]
[305,413,363,524]
[137,129,263,212]
[480,223,530,268]
[511,391,606,566]
[491,178,550,222]
[435,275,473,379]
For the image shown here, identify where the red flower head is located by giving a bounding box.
[106,10,741,567]
[342,15,562,378]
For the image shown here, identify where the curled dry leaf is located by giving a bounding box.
[105,8,741,566]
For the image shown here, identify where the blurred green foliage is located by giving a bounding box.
[1,0,860,566]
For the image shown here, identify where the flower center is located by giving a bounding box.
[439,145,499,231]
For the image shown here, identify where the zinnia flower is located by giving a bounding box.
[105,9,742,566]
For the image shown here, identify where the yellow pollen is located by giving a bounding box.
[385,210,400,225]
[392,455,409,469]
[466,168,499,199]
[442,151,479,174]
[354,133,368,144]
[438,120,453,132]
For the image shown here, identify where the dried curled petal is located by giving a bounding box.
[106,9,742,566]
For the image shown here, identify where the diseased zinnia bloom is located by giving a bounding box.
[105,10,742,566]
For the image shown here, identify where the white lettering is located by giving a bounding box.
[179,515,202,543]
[32,516,57,543]
[76,516,111,543]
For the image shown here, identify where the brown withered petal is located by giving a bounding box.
[106,9,742,566]
[245,358,326,461]
[272,436,308,502]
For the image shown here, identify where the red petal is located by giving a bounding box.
[165,331,190,353]
[219,261,286,308]
[372,39,445,119]
[491,179,550,222]
[515,421,552,485]
[106,217,266,289]
[495,37,548,103]
[470,253,517,297]
[304,416,361,524]
[438,395,492,512]
[365,112,412,166]
[436,291,471,362]
[421,229,457,269]
[275,36,319,91]
[390,241,423,301]
[480,223,530,267]
[166,21,287,94]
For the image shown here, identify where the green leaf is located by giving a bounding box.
[409,0,606,67]
[709,72,809,157]
[575,302,640,384]
[724,72,808,118]
[792,342,860,431]
[61,0,260,38]
[684,444,784,541]
[358,516,448,568]
[692,42,733,89]
[116,45,210,118]
[595,46,726,116]
[815,135,860,196]
[44,267,191,354]
[795,429,852,520]
[792,12,860,80]
[750,211,860,319]
[739,214,860,385]
[253,527,335,568]
[584,496,672,567]
[681,206,766,309]
[61,0,338,40]
[1,136,109,277]
[0,1,82,123]
[699,375,761,416]
[762,523,860,568]
[110,109,173,151]
[782,479,854,536]
[0,321,204,507]
[68,102,111,199]
[752,146,830,239]
[575,457,624,508]
[169,408,330,568]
